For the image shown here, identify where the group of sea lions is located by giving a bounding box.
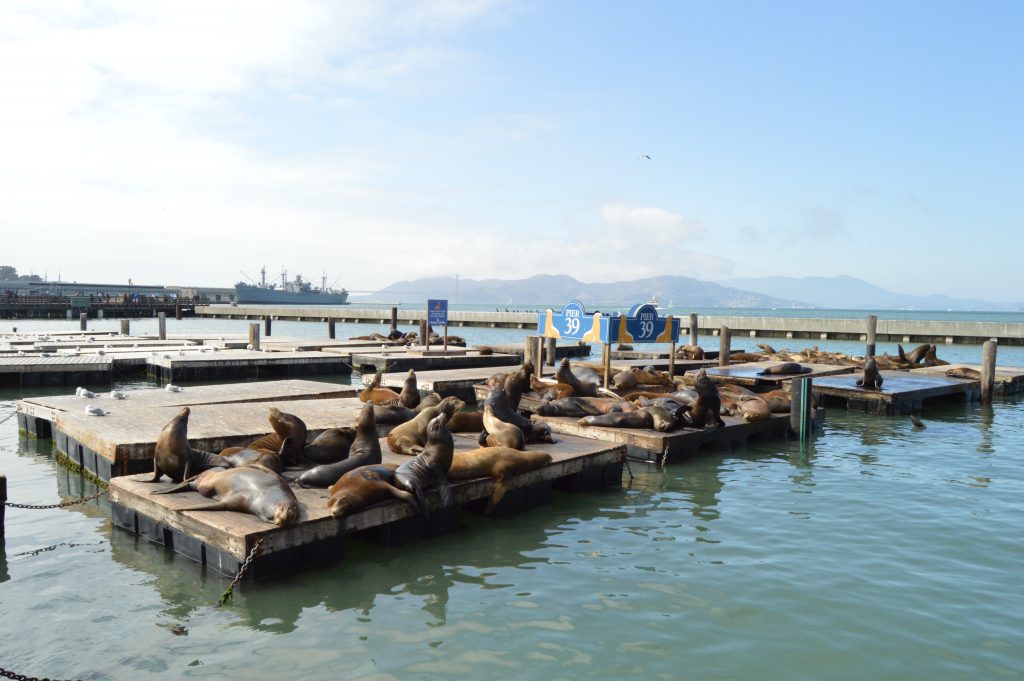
[146,366,554,526]
[348,326,467,347]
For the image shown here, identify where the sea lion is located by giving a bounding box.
[386,396,463,455]
[899,343,932,365]
[683,369,725,428]
[530,374,574,400]
[293,402,383,488]
[676,344,705,360]
[477,385,554,445]
[447,410,484,432]
[299,427,355,465]
[720,393,771,422]
[151,464,299,526]
[611,369,640,391]
[413,392,443,413]
[360,371,402,405]
[945,367,981,380]
[757,343,777,354]
[556,358,601,397]
[477,346,494,356]
[923,344,947,367]
[219,448,285,474]
[373,404,417,425]
[503,362,535,411]
[398,369,421,409]
[267,407,307,466]
[326,463,420,518]
[578,405,681,432]
[761,389,793,413]
[448,447,552,512]
[482,405,525,450]
[856,356,884,390]
[393,413,455,523]
[148,407,229,483]
[536,396,635,417]
[757,362,813,376]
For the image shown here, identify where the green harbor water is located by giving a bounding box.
[1,317,1022,680]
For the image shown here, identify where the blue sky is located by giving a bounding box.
[1,1,1020,301]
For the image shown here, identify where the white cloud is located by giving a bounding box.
[599,204,705,242]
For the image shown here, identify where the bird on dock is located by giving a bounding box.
[162,353,172,359]
[178,350,185,356]
[84,405,108,416]
[76,387,98,398]
[910,413,926,429]
[165,383,183,392]
[110,390,128,400]
[16,350,25,356]
[246,344,255,351]
[211,346,220,352]
[96,350,105,356]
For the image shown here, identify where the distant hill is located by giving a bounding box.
[719,275,1022,311]
[351,274,805,308]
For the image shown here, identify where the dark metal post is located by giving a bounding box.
[263,315,272,337]
[79,312,87,331]
[790,377,814,441]
[120,319,130,336]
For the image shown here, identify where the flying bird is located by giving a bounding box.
[637,154,652,160]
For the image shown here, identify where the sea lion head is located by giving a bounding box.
[328,493,352,518]
[357,401,376,432]
[536,402,558,416]
[271,500,300,527]
[438,396,465,420]
[521,360,535,376]
[528,421,555,443]
[426,412,453,447]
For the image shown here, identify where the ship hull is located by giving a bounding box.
[234,287,349,305]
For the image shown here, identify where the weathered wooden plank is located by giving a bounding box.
[912,363,1024,395]
[812,370,979,414]
[368,368,505,401]
[696,361,855,387]
[349,351,519,374]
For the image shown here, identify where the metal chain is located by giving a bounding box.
[0,664,82,681]
[3,488,107,510]
[0,411,16,425]
[623,456,634,482]
[217,537,265,606]
[659,447,669,468]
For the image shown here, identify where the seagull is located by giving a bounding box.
[96,350,105,356]
[110,390,128,400]
[178,350,185,356]
[76,387,98,398]
[637,154,652,160]
[162,353,172,359]
[246,344,255,351]
[84,405,108,416]
[211,346,220,352]
[165,383,183,392]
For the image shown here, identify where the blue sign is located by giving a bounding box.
[427,299,448,326]
[610,303,680,344]
[537,300,609,342]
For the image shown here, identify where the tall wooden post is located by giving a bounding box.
[866,314,878,357]
[248,322,260,350]
[602,342,611,389]
[545,337,556,367]
[390,307,399,333]
[79,312,87,331]
[790,377,814,441]
[263,315,272,337]
[718,326,731,367]
[689,313,699,346]
[328,318,336,339]
[443,324,449,352]
[981,340,997,405]
[419,320,428,349]
[175,303,182,321]
[157,312,167,340]
[1,474,6,537]
[119,319,130,336]
[524,335,540,373]
[669,341,676,377]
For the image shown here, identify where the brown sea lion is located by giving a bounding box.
[394,413,455,523]
[360,371,402,405]
[398,369,421,409]
[898,343,932,365]
[267,407,308,466]
[683,369,725,428]
[856,356,884,390]
[676,344,705,360]
[757,343,777,354]
[536,396,635,417]
[923,344,947,367]
[148,407,229,483]
[294,402,382,488]
[482,405,525,450]
[530,374,574,400]
[151,464,299,526]
[945,367,981,380]
[556,358,601,397]
[477,385,554,445]
[757,362,813,376]
[612,369,640,391]
[386,396,463,455]
[721,393,771,422]
[616,343,634,351]
[504,362,535,411]
[219,448,285,474]
[578,405,681,432]
[414,392,443,413]
[326,463,420,518]
[477,346,494,356]
[300,427,356,465]
[448,447,552,512]
[373,403,416,425]
[447,410,484,433]
[761,389,793,414]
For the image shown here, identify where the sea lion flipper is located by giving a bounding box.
[407,479,431,524]
[150,479,195,495]
[176,500,236,513]
[384,484,420,513]
[486,481,509,514]
[437,480,453,509]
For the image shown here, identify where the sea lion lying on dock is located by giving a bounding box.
[482,405,524,450]
[556,358,601,397]
[373,403,416,426]
[676,345,705,360]
[448,447,552,513]
[477,385,554,445]
[219,448,285,474]
[945,367,981,380]
[536,396,635,418]
[386,396,462,455]
[298,427,356,465]
[611,368,672,391]
[394,413,455,523]
[152,464,300,527]
[856,356,884,390]
[899,343,932,366]
[719,392,771,422]
[326,463,420,519]
[530,374,574,400]
[757,362,813,376]
[293,403,382,488]
[578,405,682,432]
[447,410,484,432]
[360,371,402,405]
[148,407,229,483]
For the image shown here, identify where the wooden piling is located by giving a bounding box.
[689,313,699,346]
[175,303,182,321]
[390,307,398,332]
[248,322,260,350]
[545,337,556,367]
[981,340,997,405]
[524,335,540,375]
[419,320,428,349]
[602,343,611,389]
[718,326,731,367]
[790,377,813,440]
[79,312,87,331]
[328,319,336,339]
[669,341,676,377]
[1,474,6,537]
[263,315,272,337]
[866,314,877,357]
[119,319,130,336]
[157,312,166,340]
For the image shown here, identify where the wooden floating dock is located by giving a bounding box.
[108,433,625,579]
[348,350,519,374]
[147,349,351,382]
[475,342,591,360]
[696,361,855,388]
[50,396,377,481]
[367,367,512,401]
[532,412,819,464]
[811,370,980,415]
[16,379,358,439]
[0,354,113,387]
[911,364,1024,395]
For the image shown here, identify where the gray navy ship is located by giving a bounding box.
[235,267,349,305]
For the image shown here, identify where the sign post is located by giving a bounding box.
[428,299,449,352]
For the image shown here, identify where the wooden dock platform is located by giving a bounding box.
[696,361,855,388]
[16,379,359,439]
[475,342,591,360]
[348,350,519,374]
[532,412,817,464]
[367,367,511,401]
[147,349,351,382]
[0,354,112,387]
[51,396,375,481]
[108,433,625,579]
[811,371,980,415]
[911,364,1024,395]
